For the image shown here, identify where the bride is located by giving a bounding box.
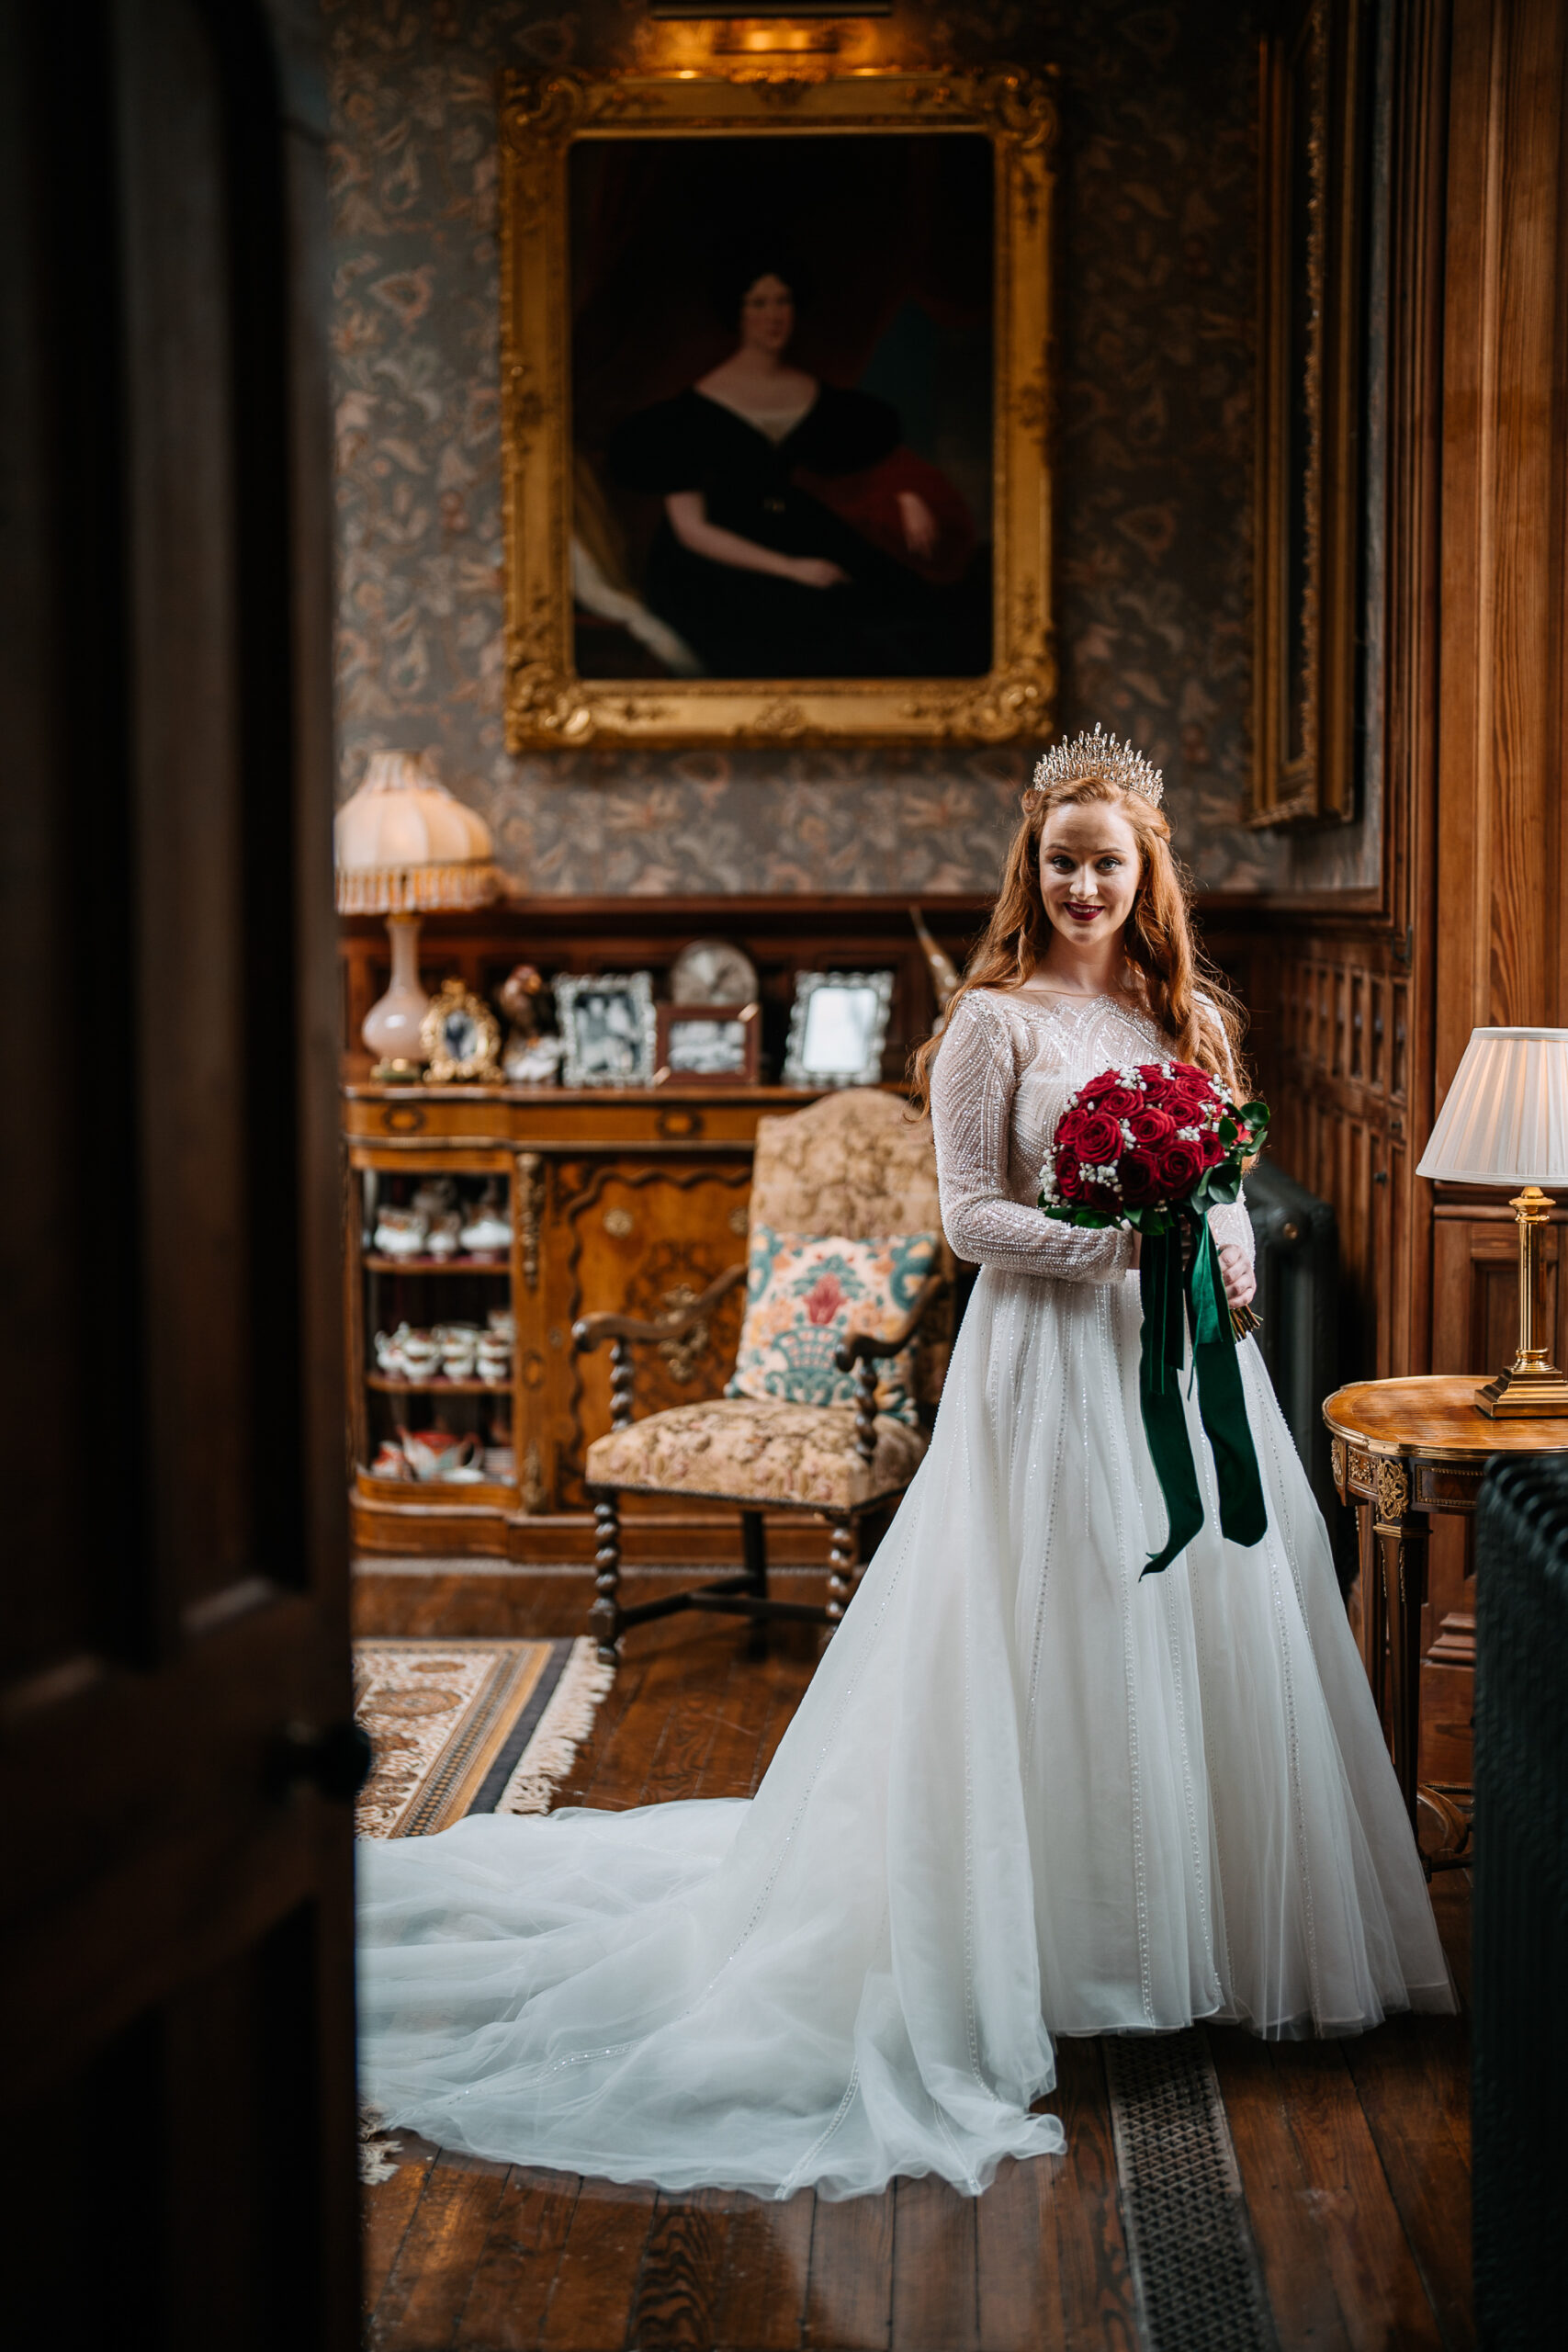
[357,729,1453,2201]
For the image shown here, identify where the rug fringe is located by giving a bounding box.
[359,2102,402,2184]
[495,1637,616,1815]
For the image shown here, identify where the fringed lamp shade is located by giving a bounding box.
[334,752,498,914]
[334,753,500,1071]
[1418,1027,1568,1416]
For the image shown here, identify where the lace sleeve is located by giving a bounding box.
[1207,1193,1255,1267]
[930,995,1134,1283]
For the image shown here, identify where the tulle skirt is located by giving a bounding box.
[356,1265,1454,2199]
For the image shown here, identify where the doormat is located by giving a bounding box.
[353,1636,614,1839]
[1103,2030,1280,2352]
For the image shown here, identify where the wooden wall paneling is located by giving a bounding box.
[1436,0,1568,1073]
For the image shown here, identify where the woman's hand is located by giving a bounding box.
[897,490,939,560]
[1217,1242,1256,1312]
[787,556,849,590]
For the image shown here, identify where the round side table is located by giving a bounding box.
[1322,1374,1568,1863]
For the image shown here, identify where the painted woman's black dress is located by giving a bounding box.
[608,386,986,679]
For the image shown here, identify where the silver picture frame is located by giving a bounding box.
[782,970,895,1090]
[554,970,658,1089]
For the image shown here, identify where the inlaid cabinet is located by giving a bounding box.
[344,1083,843,1564]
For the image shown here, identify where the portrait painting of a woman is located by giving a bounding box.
[569,136,994,683]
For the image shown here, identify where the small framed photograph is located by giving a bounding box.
[554,971,658,1088]
[782,971,895,1090]
[655,1002,760,1087]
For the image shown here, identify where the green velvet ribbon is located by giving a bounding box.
[1137,1215,1269,1577]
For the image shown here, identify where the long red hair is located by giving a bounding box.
[910,771,1248,1112]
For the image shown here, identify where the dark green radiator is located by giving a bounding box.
[1472,1453,1568,2345]
[1244,1160,1343,1564]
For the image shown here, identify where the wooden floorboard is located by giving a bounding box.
[357,1572,1473,2352]
[371,2146,512,2352]
[1050,2039,1138,2352]
[710,2189,815,2351]
[536,2178,658,2352]
[801,2187,895,2350]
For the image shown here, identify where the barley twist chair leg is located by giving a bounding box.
[741,1509,769,1657]
[825,1514,858,1626]
[591,1490,622,1665]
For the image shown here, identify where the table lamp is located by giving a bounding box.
[1416,1025,1568,1416]
[333,752,498,1080]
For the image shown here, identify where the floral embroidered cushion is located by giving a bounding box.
[726,1227,942,1429]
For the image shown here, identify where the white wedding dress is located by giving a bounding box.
[357,989,1454,2200]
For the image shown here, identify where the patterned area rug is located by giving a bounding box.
[354,1636,614,1839]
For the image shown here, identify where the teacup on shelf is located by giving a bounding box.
[424,1212,463,1260]
[458,1209,512,1255]
[369,1440,412,1480]
[433,1317,480,1362]
[486,1306,515,1341]
[373,1324,411,1376]
[400,1329,441,1383]
[374,1208,428,1258]
[476,1339,512,1385]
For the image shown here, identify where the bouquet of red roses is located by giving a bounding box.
[1039,1059,1272,1577]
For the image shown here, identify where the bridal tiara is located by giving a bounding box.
[1031,722,1164,808]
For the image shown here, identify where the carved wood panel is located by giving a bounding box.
[551,1160,751,1509]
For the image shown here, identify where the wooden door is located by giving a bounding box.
[0,3,355,2345]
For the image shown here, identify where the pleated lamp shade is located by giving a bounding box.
[1416,1027,1568,1186]
[334,752,498,913]
[334,752,498,1069]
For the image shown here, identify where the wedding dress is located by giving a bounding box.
[357,988,1454,2200]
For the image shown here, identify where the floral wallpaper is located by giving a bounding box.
[323,0,1289,895]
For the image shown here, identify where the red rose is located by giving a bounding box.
[1200,1129,1228,1168]
[1128,1104,1177,1148]
[1054,1149,1087,1202]
[1119,1147,1162,1206]
[1156,1139,1206,1195]
[1093,1082,1142,1120]
[1135,1062,1169,1086]
[1075,1109,1123,1164]
[1166,1075,1213,1113]
[1055,1104,1092,1151]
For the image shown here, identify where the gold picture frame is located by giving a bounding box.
[1251,0,1365,825]
[499,58,1057,752]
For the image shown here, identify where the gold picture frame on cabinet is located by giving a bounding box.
[1251,0,1365,825]
[499,57,1057,752]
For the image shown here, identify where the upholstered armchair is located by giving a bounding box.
[573,1089,951,1663]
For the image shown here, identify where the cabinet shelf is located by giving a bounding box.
[363,1252,511,1274]
[366,1371,512,1395]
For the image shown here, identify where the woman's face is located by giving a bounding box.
[739,274,795,356]
[1038,800,1142,951]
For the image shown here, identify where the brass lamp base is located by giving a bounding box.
[1474,1184,1568,1417]
[1475,1362,1568,1418]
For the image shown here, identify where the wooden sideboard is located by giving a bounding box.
[344,1080,874,1565]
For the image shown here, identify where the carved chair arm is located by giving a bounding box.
[573,1260,747,1351]
[572,1261,748,1431]
[834,1271,947,1465]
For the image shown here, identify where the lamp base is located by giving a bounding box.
[1474,1361,1568,1418]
